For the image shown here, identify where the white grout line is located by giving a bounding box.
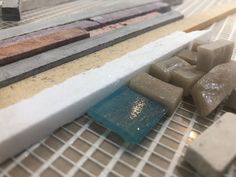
[215,16,230,40]
[99,143,129,177]
[131,103,181,177]
[186,0,210,17]
[164,112,197,177]
[67,129,110,177]
[32,121,93,177]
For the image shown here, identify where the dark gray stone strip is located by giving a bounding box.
[0,10,183,88]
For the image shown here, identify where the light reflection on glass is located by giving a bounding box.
[129,98,145,120]
[189,131,199,140]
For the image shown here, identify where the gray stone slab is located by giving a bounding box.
[185,112,236,177]
[192,61,236,116]
[91,2,170,25]
[21,0,75,12]
[129,73,183,116]
[2,0,21,21]
[0,10,183,88]
[0,0,158,41]
[162,0,183,6]
[226,88,236,110]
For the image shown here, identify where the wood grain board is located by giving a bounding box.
[0,3,236,109]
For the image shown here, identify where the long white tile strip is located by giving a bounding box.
[0,30,210,164]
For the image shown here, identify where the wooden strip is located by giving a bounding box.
[0,4,236,109]
[0,11,183,88]
[90,2,170,25]
[2,0,21,21]
[0,27,89,66]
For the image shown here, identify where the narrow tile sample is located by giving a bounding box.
[0,27,89,66]
[2,0,21,21]
[90,2,170,25]
[197,39,234,72]
[177,49,197,65]
[87,86,167,144]
[192,61,236,116]
[170,65,205,96]
[226,88,236,110]
[149,56,190,82]
[129,73,183,116]
[191,39,210,52]
[185,112,236,177]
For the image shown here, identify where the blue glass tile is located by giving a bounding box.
[87,86,167,144]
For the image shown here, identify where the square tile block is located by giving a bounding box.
[129,73,183,116]
[149,56,190,82]
[192,61,236,116]
[185,112,236,177]
[87,86,167,144]
[2,0,21,21]
[197,39,234,72]
[191,39,210,52]
[170,66,205,96]
[226,88,236,110]
[177,49,197,65]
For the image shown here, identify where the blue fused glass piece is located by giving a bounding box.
[87,86,168,144]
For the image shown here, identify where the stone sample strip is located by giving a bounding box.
[227,88,236,110]
[191,39,210,51]
[90,2,170,25]
[2,0,21,21]
[192,61,236,116]
[0,10,183,88]
[149,56,190,82]
[170,66,205,96]
[87,86,167,144]
[0,27,89,66]
[177,49,197,65]
[129,73,183,116]
[185,112,236,177]
[197,39,234,72]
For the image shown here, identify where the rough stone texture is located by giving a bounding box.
[149,56,190,82]
[0,10,183,88]
[170,65,205,96]
[90,2,170,25]
[226,89,236,110]
[192,61,236,116]
[2,0,21,21]
[129,73,183,116]
[185,112,236,177]
[197,39,234,72]
[177,49,197,65]
[191,39,210,52]
[0,27,89,66]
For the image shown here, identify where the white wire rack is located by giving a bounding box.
[0,0,236,177]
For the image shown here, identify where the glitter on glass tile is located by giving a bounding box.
[87,86,167,144]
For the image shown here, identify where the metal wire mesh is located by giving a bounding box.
[0,0,236,177]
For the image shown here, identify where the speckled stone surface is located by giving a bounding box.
[197,39,234,72]
[192,61,236,116]
[149,56,190,82]
[129,73,183,116]
[170,65,205,96]
[87,86,167,144]
[185,112,236,177]
[177,49,197,65]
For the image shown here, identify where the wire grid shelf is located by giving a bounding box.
[1,0,236,177]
